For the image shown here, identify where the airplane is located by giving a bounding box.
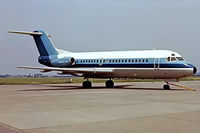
[8,30,197,90]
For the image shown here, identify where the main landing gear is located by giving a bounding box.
[82,78,114,88]
[82,80,92,88]
[105,79,114,88]
[163,82,171,90]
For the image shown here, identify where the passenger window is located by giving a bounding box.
[146,59,148,62]
[142,59,144,62]
[139,59,141,62]
[135,59,137,62]
[132,59,134,62]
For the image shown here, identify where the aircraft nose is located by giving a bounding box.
[193,67,197,74]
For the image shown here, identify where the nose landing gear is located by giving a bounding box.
[163,83,171,90]
[163,81,196,91]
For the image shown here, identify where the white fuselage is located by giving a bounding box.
[54,50,195,79]
[9,30,196,81]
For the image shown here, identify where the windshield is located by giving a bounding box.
[171,57,176,61]
[167,57,184,62]
[176,57,184,61]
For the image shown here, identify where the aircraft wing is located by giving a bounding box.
[18,66,113,76]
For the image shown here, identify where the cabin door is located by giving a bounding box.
[154,58,160,70]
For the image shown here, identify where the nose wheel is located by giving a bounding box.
[105,79,114,88]
[163,83,171,90]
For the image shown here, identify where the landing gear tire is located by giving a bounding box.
[82,81,92,88]
[163,84,170,90]
[105,80,114,88]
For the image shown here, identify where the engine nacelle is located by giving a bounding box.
[38,56,52,67]
[51,57,75,67]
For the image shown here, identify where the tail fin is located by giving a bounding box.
[8,30,58,56]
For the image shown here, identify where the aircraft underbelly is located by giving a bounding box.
[90,68,193,79]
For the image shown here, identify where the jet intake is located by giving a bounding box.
[193,67,197,74]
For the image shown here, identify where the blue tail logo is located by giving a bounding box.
[33,30,58,56]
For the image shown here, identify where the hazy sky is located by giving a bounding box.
[0,0,200,74]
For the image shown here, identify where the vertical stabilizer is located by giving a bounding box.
[8,30,58,56]
[33,30,58,56]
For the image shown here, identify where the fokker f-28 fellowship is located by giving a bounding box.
[9,30,197,90]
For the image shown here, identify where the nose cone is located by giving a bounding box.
[186,63,197,75]
[193,67,197,74]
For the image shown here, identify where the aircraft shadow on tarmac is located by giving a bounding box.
[18,84,186,91]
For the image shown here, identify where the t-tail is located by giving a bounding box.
[8,30,73,67]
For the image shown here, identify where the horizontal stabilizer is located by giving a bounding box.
[8,30,43,36]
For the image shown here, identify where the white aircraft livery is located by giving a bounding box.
[9,30,197,89]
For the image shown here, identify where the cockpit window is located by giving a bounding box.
[171,57,177,61]
[176,57,184,61]
[167,57,170,61]
[167,56,184,62]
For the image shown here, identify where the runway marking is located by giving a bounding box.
[0,122,24,133]
[168,82,196,91]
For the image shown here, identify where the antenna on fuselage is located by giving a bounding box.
[152,47,156,50]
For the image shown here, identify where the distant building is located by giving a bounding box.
[0,73,74,78]
[0,74,11,78]
[33,74,48,78]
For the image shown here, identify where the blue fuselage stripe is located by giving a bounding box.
[73,63,192,68]
[38,56,194,69]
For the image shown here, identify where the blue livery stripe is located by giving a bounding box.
[73,63,192,68]
[33,30,58,56]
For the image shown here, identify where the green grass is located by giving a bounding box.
[181,76,200,81]
[0,78,71,85]
[0,76,199,85]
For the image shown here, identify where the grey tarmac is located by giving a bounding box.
[0,81,200,133]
